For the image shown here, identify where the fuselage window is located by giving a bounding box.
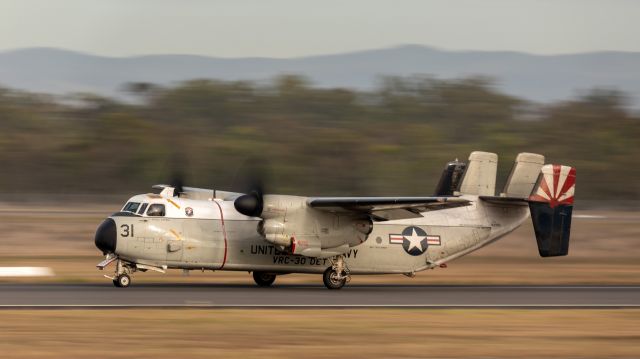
[137,203,149,215]
[146,204,166,217]
[123,202,140,213]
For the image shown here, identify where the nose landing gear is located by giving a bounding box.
[107,259,133,288]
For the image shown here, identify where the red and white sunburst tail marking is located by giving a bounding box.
[529,164,576,208]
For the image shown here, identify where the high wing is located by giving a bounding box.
[307,196,471,220]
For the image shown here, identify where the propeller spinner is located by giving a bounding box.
[234,190,264,217]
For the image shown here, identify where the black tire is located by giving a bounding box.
[112,278,120,287]
[323,267,346,290]
[116,273,131,288]
[253,272,276,287]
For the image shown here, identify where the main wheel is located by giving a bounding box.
[253,272,276,287]
[112,278,120,287]
[323,267,346,290]
[115,273,131,288]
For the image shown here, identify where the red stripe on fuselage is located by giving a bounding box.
[212,200,228,270]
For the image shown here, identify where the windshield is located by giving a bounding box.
[123,202,140,213]
[137,203,149,215]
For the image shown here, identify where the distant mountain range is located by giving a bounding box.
[1,45,639,106]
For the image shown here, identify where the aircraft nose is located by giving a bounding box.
[95,218,117,254]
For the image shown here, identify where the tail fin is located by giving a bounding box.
[502,153,545,197]
[434,160,467,196]
[459,151,498,196]
[528,165,576,257]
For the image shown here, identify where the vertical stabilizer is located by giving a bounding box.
[459,151,498,196]
[434,160,467,196]
[528,164,576,257]
[502,153,545,197]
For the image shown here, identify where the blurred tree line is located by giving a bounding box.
[0,75,638,206]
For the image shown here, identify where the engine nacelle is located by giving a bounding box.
[251,194,373,256]
[257,219,291,247]
[261,194,308,219]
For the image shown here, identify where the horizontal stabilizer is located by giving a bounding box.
[478,196,528,206]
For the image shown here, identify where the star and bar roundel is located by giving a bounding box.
[389,226,441,256]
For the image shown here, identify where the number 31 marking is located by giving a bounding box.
[120,224,134,237]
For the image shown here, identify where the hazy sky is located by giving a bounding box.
[1,0,638,58]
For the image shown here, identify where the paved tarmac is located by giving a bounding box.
[0,284,638,308]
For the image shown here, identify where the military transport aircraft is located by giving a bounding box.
[95,151,576,289]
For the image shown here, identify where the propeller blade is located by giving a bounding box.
[231,157,270,217]
[170,172,185,197]
[230,157,268,194]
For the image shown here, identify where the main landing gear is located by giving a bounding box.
[323,255,350,290]
[253,271,277,287]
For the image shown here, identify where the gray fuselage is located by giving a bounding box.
[108,196,529,275]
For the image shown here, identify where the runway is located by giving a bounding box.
[0,284,639,308]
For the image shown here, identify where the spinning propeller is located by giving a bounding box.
[170,173,184,197]
[231,158,269,218]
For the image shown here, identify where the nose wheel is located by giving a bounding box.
[108,259,133,288]
[113,273,131,288]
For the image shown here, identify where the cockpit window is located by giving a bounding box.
[137,203,149,215]
[146,204,166,217]
[123,202,141,213]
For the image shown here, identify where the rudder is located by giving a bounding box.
[528,164,576,257]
